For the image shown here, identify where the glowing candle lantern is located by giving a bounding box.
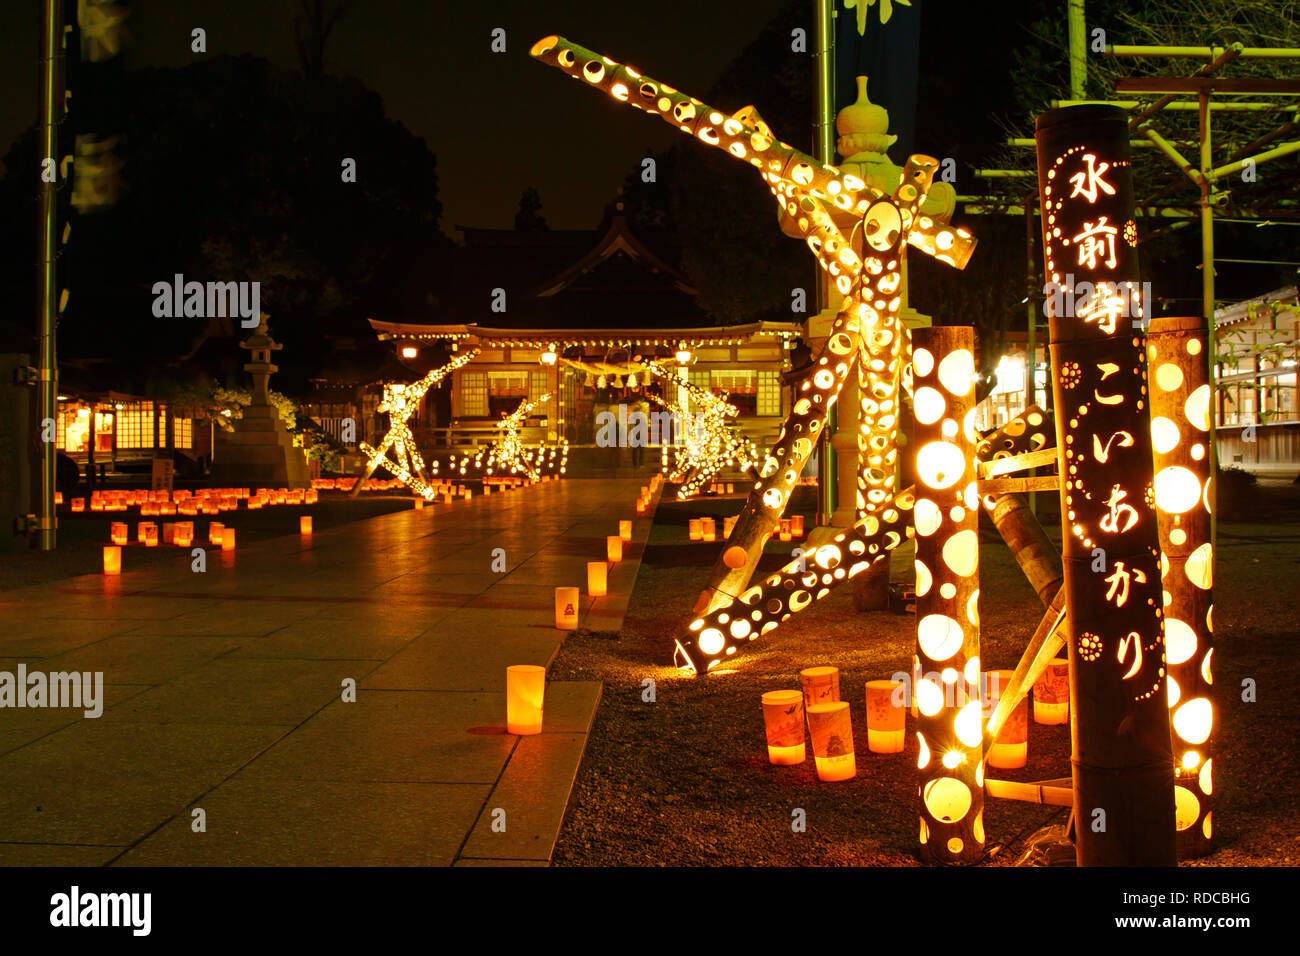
[102,545,121,575]
[726,483,734,494]
[807,702,856,781]
[110,522,128,546]
[554,587,579,630]
[414,498,424,510]
[636,499,646,515]
[305,489,318,504]
[688,518,702,541]
[175,522,193,548]
[1149,316,1216,859]
[506,664,546,735]
[619,520,632,541]
[791,515,805,537]
[1033,657,1071,725]
[143,524,159,547]
[444,494,453,505]
[606,536,623,563]
[587,561,607,597]
[221,527,236,551]
[701,518,716,543]
[986,670,1027,769]
[865,680,906,753]
[55,492,63,505]
[912,325,985,864]
[300,515,313,535]
[162,522,175,545]
[761,690,806,765]
[71,498,85,512]
[800,666,840,709]
[1036,104,1175,866]
[209,522,224,546]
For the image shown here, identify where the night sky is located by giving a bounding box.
[0,0,796,233]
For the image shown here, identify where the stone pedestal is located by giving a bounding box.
[212,404,310,489]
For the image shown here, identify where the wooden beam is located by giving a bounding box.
[978,475,1061,495]
[977,446,1058,478]
[985,779,1074,806]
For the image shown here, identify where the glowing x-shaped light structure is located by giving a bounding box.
[644,363,756,498]
[529,35,975,672]
[353,350,478,499]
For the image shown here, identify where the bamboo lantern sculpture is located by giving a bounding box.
[529,37,975,673]
[1036,104,1176,867]
[506,665,546,735]
[1148,316,1215,859]
[761,690,807,765]
[555,587,579,630]
[911,325,984,865]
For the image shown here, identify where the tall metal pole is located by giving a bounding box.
[815,0,837,525]
[1068,0,1087,100]
[36,0,64,551]
[1198,91,1219,551]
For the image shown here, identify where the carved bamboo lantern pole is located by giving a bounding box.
[1035,104,1176,866]
[1148,315,1215,858]
[911,326,984,864]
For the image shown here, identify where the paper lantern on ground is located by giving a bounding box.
[587,561,607,597]
[444,493,453,505]
[761,690,806,765]
[141,522,159,547]
[110,522,127,546]
[414,498,424,510]
[300,515,313,535]
[162,522,175,544]
[800,666,840,709]
[688,518,702,541]
[807,702,856,781]
[636,499,647,515]
[791,515,805,537]
[506,664,546,735]
[175,522,193,548]
[555,586,579,630]
[619,520,632,541]
[865,680,906,753]
[606,536,622,562]
[209,522,224,546]
[221,527,236,551]
[986,670,1027,768]
[701,517,716,543]
[102,545,121,575]
[1033,658,1070,725]
[71,498,85,512]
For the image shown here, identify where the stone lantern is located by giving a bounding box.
[211,316,310,489]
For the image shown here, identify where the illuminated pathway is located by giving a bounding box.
[0,477,657,866]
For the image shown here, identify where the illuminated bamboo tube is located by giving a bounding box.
[799,666,840,709]
[911,325,984,865]
[587,561,607,598]
[619,520,632,541]
[1033,657,1071,725]
[1036,103,1175,866]
[865,680,906,754]
[102,545,121,575]
[506,664,546,735]
[985,670,1028,768]
[1148,315,1215,859]
[677,487,915,674]
[761,690,806,765]
[806,701,856,782]
[528,36,975,268]
[606,536,623,563]
[554,587,579,630]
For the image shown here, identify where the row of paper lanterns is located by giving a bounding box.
[519,476,663,734]
[761,661,1072,782]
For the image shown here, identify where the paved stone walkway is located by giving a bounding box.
[0,477,656,866]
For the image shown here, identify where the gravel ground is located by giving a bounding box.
[550,481,1300,866]
[0,490,419,591]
